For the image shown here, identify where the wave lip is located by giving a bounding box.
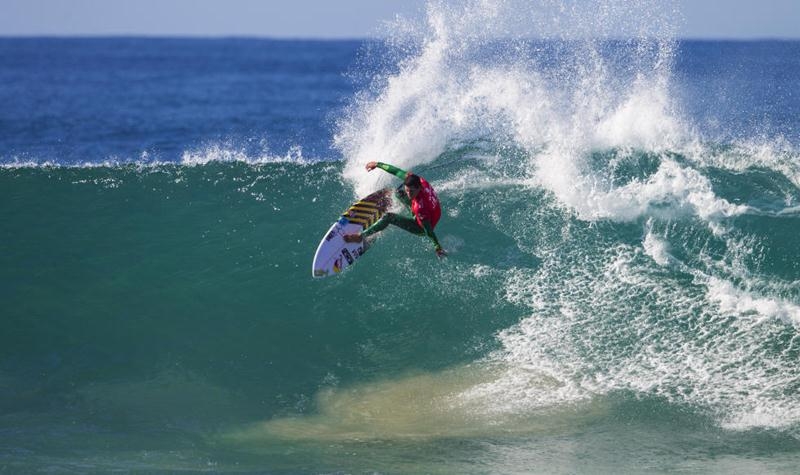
[0,143,318,170]
[179,143,311,167]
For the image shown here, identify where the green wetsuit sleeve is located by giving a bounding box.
[377,162,408,180]
[421,220,442,251]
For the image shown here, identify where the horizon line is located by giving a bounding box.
[2,34,800,42]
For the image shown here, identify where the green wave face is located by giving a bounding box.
[2,146,799,472]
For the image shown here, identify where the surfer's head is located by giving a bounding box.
[404,174,422,199]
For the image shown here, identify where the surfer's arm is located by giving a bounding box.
[367,161,409,180]
[421,220,446,257]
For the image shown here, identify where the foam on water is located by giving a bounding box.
[488,234,800,434]
[642,220,673,266]
[328,0,800,439]
[0,142,314,170]
[706,277,800,327]
[697,137,800,189]
[179,142,310,167]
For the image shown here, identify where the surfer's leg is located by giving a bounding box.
[360,213,394,238]
[387,214,425,236]
[345,213,423,244]
[344,213,394,243]
[361,213,424,239]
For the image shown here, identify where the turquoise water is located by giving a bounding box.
[3,1,800,473]
[2,155,799,472]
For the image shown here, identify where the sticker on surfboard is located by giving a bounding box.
[311,188,392,278]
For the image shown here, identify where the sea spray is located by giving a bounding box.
[2,12,800,474]
[327,0,800,440]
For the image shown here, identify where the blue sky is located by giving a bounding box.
[1,0,799,39]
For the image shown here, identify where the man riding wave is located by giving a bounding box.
[344,161,446,258]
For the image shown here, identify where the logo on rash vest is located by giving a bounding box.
[428,192,439,208]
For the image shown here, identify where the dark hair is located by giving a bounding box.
[404,174,421,189]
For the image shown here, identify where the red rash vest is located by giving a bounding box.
[412,177,441,229]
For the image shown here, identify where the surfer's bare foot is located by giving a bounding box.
[343,233,363,243]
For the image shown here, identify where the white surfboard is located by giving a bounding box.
[312,188,393,278]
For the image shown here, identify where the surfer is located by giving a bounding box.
[344,161,447,258]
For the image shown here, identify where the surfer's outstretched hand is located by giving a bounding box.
[365,161,378,171]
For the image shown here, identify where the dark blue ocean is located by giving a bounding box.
[2,4,800,474]
[0,38,363,164]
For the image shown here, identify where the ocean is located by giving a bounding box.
[2,2,800,474]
